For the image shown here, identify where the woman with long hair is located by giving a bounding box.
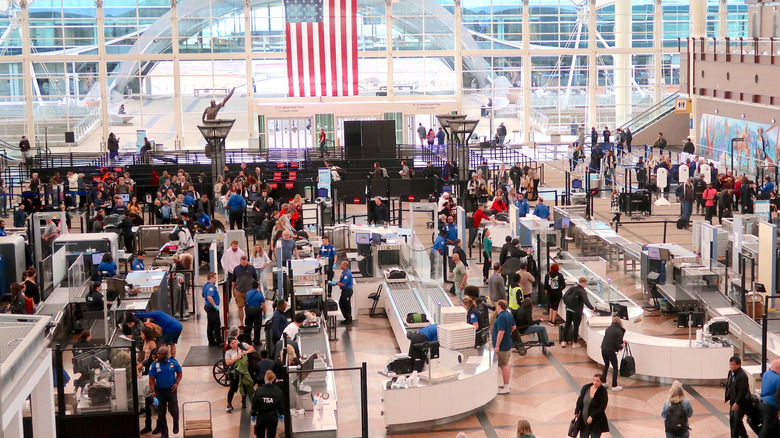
[462,296,479,328]
[600,317,627,391]
[7,282,28,314]
[23,267,40,304]
[661,380,693,438]
[251,243,271,294]
[516,419,535,438]
[482,228,493,283]
[574,374,610,438]
[140,326,158,361]
[544,263,565,325]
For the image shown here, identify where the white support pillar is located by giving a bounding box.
[453,0,463,113]
[614,0,631,126]
[96,0,110,148]
[719,0,727,38]
[3,410,23,438]
[245,0,256,148]
[587,0,597,128]
[691,0,708,39]
[171,0,183,149]
[20,0,34,148]
[30,357,56,438]
[385,0,394,101]
[654,0,662,103]
[522,0,531,144]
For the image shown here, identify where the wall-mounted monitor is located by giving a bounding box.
[355,233,370,245]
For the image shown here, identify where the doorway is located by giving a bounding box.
[266,118,313,149]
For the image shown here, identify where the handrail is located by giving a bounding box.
[619,92,679,132]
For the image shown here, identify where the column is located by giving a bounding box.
[719,0,727,38]
[614,0,631,125]
[454,0,463,113]
[522,0,531,144]
[385,0,394,101]
[587,0,597,128]
[654,0,662,103]
[3,410,23,438]
[96,0,110,147]
[170,0,183,149]
[244,0,256,148]
[31,357,56,438]
[690,0,707,39]
[20,0,34,147]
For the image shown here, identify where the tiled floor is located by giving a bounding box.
[72,156,758,437]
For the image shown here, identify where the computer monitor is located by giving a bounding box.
[554,217,571,230]
[659,248,671,261]
[298,353,317,385]
[91,252,105,266]
[610,303,629,320]
[677,311,705,328]
[355,233,370,245]
[316,188,329,198]
[72,348,110,375]
[442,185,453,193]
[572,179,583,189]
[647,246,661,260]
[411,340,440,360]
[120,194,130,203]
[371,233,381,245]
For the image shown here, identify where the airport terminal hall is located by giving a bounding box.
[9,0,780,438]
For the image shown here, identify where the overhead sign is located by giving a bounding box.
[675,98,692,114]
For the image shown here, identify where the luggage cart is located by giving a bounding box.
[182,401,213,438]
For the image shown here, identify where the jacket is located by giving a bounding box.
[514,306,537,333]
[601,324,625,353]
[271,309,289,344]
[725,366,750,407]
[251,382,284,422]
[563,285,594,313]
[575,383,610,433]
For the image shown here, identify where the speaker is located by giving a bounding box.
[65,132,75,143]
[344,121,362,160]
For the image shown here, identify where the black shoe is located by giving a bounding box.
[172,423,179,435]
[140,427,152,434]
[242,397,247,408]
[341,320,352,325]
[152,426,161,435]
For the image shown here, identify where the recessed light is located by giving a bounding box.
[741,113,745,118]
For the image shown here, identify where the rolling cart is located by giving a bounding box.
[182,401,213,438]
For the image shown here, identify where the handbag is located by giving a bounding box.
[567,416,580,437]
[619,344,636,377]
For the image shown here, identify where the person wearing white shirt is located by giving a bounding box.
[250,243,271,294]
[283,312,306,344]
[221,240,245,299]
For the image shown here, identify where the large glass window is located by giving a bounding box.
[528,0,583,49]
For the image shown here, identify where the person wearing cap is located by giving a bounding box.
[132,251,146,272]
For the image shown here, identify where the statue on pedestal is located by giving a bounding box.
[202,87,236,123]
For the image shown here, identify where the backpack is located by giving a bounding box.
[161,205,172,219]
[562,286,582,309]
[475,296,491,330]
[665,401,688,435]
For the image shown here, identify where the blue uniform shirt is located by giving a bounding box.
[226,194,247,211]
[202,282,219,308]
[444,224,457,242]
[418,324,438,342]
[431,235,445,255]
[533,203,551,220]
[761,369,780,408]
[135,311,183,333]
[131,257,145,271]
[149,357,181,390]
[492,310,515,351]
[514,199,530,215]
[245,288,265,307]
[339,269,353,290]
[318,243,336,261]
[97,261,117,276]
[197,213,211,228]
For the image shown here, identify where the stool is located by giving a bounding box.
[368,285,386,318]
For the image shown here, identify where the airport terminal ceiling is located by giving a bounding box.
[0,0,748,149]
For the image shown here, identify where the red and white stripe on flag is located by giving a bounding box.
[285,0,358,97]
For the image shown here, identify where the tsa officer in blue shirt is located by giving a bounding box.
[532,196,552,221]
[333,261,354,325]
[317,236,337,281]
[202,272,222,346]
[244,280,266,345]
[148,346,182,438]
[514,193,530,217]
[430,229,445,278]
[131,250,146,271]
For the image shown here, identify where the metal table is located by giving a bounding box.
[655,284,699,308]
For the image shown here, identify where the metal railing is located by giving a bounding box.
[619,92,679,134]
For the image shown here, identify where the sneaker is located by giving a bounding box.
[226,404,234,413]
[497,386,511,394]
[546,342,556,347]
[572,343,581,349]
[611,386,623,391]
[548,322,556,326]
[560,342,567,348]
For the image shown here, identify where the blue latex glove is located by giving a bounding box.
[251,416,256,423]
[329,281,337,286]
[152,397,159,407]
[279,414,284,421]
[332,263,336,270]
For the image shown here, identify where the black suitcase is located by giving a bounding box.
[676,217,687,229]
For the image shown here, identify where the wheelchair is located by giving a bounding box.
[513,331,549,356]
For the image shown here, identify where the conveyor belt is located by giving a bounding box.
[385,282,427,322]
[699,292,733,309]
[416,282,453,309]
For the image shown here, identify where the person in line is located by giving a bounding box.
[430,229,445,278]
[251,370,285,438]
[13,202,27,228]
[131,250,146,272]
[334,260,354,325]
[561,277,594,348]
[662,380,694,438]
[225,336,256,412]
[544,263,565,326]
[514,298,553,346]
[516,419,535,438]
[725,355,750,438]
[22,267,40,304]
[758,359,780,438]
[233,255,258,328]
[226,190,247,230]
[609,189,621,225]
[270,299,289,349]
[372,197,389,225]
[451,253,467,302]
[574,374,610,438]
[492,299,515,394]
[148,346,182,438]
[244,280,266,346]
[221,240,245,301]
[516,261,535,302]
[600,317,627,391]
[135,311,184,358]
[481,228,493,283]
[202,272,222,346]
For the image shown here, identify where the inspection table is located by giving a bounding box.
[655,284,699,308]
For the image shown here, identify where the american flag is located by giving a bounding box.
[284,0,358,97]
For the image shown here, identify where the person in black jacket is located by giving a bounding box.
[575,374,610,438]
[498,236,513,266]
[251,370,284,438]
[561,277,594,348]
[726,355,750,438]
[513,298,553,346]
[600,317,627,390]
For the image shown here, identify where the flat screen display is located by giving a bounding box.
[355,233,370,245]
[647,246,661,260]
[91,252,105,266]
